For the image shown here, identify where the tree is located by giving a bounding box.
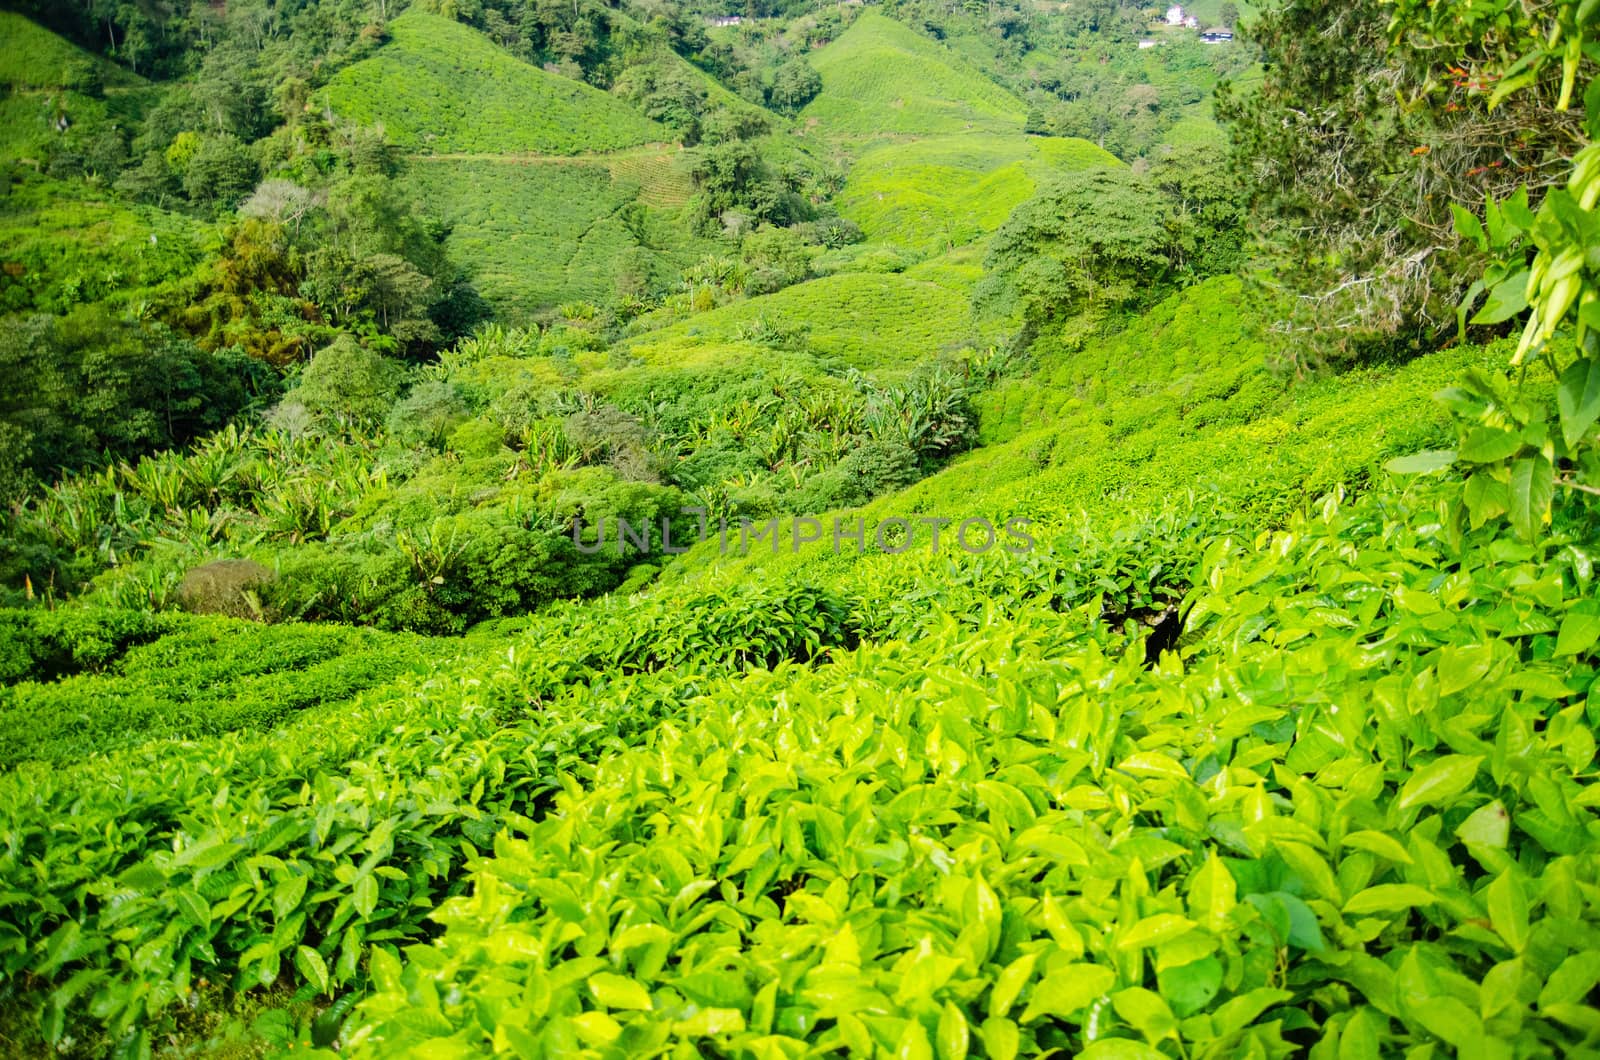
[182,134,259,212]
[689,142,802,232]
[768,59,822,114]
[741,226,812,294]
[612,60,708,144]
[114,151,180,207]
[978,168,1176,330]
[1147,142,1247,279]
[387,380,469,448]
[240,179,318,233]
[0,310,269,501]
[1217,2,1239,29]
[283,335,404,430]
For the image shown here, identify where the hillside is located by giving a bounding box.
[801,12,1027,139]
[321,12,667,155]
[407,153,713,319]
[4,282,1592,1056]
[0,168,212,314]
[620,271,978,371]
[0,12,143,90]
[837,134,1120,256]
[662,275,1489,589]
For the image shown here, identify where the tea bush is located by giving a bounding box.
[348,477,1600,1058]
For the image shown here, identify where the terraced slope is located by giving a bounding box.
[838,134,1120,255]
[321,12,666,155]
[664,274,1492,589]
[801,12,1027,138]
[408,156,715,319]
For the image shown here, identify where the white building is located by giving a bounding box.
[1164,5,1185,25]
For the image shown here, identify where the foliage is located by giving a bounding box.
[5,2,1600,1056]
[1215,0,1587,371]
[0,307,273,505]
[279,335,406,432]
[0,613,432,767]
[349,475,1600,1059]
[1385,0,1600,546]
[179,134,259,214]
[688,141,813,233]
[768,58,822,114]
[979,168,1181,331]
[0,167,213,315]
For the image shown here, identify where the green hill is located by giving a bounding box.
[321,12,667,155]
[5,2,1598,1056]
[6,277,1585,1059]
[408,153,715,319]
[838,134,1120,255]
[0,12,143,90]
[801,12,1027,138]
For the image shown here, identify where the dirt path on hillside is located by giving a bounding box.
[407,143,683,164]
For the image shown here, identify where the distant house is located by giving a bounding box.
[1138,38,1159,48]
[709,15,743,26]
[1199,26,1233,42]
[1164,4,1185,25]
[1183,15,1200,27]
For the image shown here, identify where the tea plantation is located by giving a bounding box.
[0,0,1597,1056]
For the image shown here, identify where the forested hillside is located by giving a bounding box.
[1,0,1597,1056]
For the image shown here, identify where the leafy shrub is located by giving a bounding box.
[386,380,470,449]
[0,606,176,684]
[278,335,405,431]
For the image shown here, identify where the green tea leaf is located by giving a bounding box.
[589,971,654,1010]
[936,1001,970,1060]
[1385,449,1456,475]
[1397,755,1482,811]
[1187,853,1236,934]
[1554,611,1600,657]
[1020,963,1115,1023]
[1485,871,1528,952]
[294,945,330,995]
[1155,957,1221,1017]
[1456,801,1511,848]
[1117,913,1196,950]
[1343,884,1437,916]
[1111,987,1177,1043]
